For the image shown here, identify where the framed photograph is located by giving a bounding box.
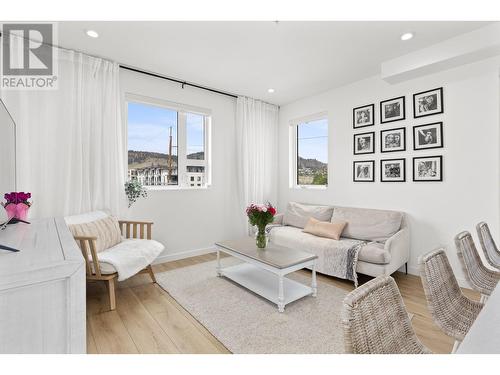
[413,122,443,150]
[380,96,405,123]
[353,160,375,182]
[380,158,406,182]
[413,87,443,118]
[413,156,443,182]
[353,104,375,129]
[353,131,375,155]
[380,127,406,153]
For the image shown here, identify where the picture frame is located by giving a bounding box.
[413,155,443,182]
[353,104,375,129]
[413,122,443,150]
[353,160,375,182]
[380,158,406,182]
[380,96,405,123]
[413,87,443,118]
[380,127,406,153]
[353,131,375,155]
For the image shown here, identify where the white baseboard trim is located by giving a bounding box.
[153,246,217,264]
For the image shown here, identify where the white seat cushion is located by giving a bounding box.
[96,239,164,281]
[270,226,390,265]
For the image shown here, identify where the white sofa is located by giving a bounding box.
[269,202,409,279]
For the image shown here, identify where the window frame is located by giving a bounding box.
[125,93,212,190]
[289,112,329,190]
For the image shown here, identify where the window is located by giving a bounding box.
[127,95,211,189]
[293,116,328,187]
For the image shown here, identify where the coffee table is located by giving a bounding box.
[215,237,318,313]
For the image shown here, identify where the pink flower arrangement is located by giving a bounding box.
[2,192,32,222]
[246,202,277,248]
[3,192,32,207]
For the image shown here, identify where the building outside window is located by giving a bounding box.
[126,95,211,189]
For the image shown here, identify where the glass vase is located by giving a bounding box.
[256,226,267,249]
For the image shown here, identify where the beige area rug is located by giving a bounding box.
[156,258,349,354]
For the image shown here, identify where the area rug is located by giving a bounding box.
[156,259,349,353]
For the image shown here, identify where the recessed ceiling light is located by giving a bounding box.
[85,30,99,38]
[401,32,414,41]
[268,88,275,93]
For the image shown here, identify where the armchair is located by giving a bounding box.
[66,212,164,310]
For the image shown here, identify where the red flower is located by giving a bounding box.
[268,206,276,216]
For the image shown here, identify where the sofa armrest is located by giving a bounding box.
[384,228,410,257]
[273,213,284,225]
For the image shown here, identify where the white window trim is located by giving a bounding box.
[289,112,328,190]
[125,93,212,190]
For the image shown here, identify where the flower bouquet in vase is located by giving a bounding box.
[246,202,276,249]
[1,192,32,224]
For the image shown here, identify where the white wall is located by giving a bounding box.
[120,69,245,262]
[278,58,500,284]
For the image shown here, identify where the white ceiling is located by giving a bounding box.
[58,21,492,105]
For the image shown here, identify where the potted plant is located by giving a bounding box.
[1,192,32,222]
[125,180,148,208]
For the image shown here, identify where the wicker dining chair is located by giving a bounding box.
[419,249,483,353]
[476,222,500,270]
[455,231,500,302]
[341,275,432,354]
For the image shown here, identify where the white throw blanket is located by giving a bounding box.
[97,239,164,281]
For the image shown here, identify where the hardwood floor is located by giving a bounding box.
[86,253,480,354]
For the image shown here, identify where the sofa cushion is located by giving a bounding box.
[283,202,334,229]
[303,217,347,240]
[331,206,403,242]
[67,215,122,253]
[269,226,391,265]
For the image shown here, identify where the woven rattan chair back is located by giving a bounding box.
[455,231,499,296]
[419,249,483,342]
[476,222,500,270]
[341,275,431,354]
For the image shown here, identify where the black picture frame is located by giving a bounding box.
[413,155,443,182]
[380,96,406,124]
[380,127,406,153]
[353,104,375,129]
[353,131,375,155]
[413,87,444,118]
[353,160,375,182]
[413,122,444,151]
[380,158,406,182]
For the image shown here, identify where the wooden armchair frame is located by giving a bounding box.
[74,220,157,311]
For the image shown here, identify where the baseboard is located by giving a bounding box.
[153,246,217,264]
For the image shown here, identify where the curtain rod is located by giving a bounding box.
[119,65,238,99]
[0,31,239,100]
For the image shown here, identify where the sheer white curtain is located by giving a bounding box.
[236,97,279,214]
[1,48,126,217]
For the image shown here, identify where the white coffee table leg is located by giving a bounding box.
[312,261,317,297]
[216,249,222,277]
[278,275,285,313]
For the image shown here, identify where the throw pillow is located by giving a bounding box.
[69,215,122,252]
[303,217,347,240]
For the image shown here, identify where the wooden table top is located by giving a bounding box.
[215,237,317,269]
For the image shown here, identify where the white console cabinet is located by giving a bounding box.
[0,218,86,353]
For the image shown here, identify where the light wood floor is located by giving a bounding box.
[86,253,480,354]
